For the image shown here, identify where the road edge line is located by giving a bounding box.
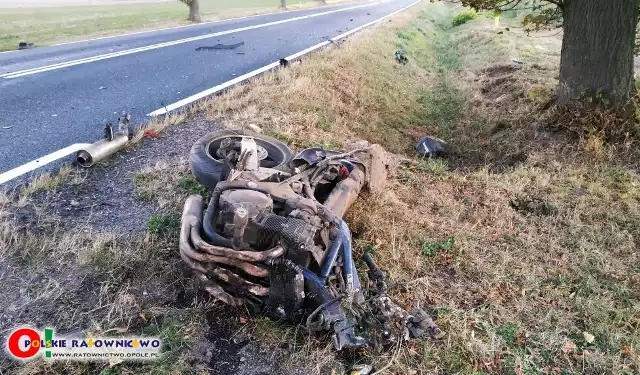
[0,143,91,186]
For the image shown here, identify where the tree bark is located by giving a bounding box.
[557,0,638,112]
[188,0,201,22]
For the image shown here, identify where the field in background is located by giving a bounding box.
[2,2,639,374]
[0,0,173,8]
[0,0,322,51]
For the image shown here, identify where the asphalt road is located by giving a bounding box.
[0,0,418,178]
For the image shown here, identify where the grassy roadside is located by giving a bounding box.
[1,2,639,375]
[0,0,332,52]
[196,3,640,373]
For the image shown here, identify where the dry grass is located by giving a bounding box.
[2,3,640,375]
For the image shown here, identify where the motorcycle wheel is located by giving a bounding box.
[189,129,293,189]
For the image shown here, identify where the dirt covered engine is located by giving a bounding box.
[180,130,437,350]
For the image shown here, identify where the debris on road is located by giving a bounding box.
[415,135,447,158]
[180,130,438,351]
[395,49,408,64]
[196,42,245,51]
[2,126,12,130]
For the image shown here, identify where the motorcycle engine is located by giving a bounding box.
[217,189,317,257]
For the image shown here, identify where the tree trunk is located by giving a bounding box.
[557,0,638,112]
[281,0,286,9]
[188,0,201,22]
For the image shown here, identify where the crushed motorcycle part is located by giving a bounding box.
[76,113,130,167]
[415,135,448,158]
[180,132,437,351]
[395,49,408,64]
[18,42,34,50]
[189,130,293,189]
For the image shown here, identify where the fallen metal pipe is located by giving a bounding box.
[76,132,128,168]
[195,272,245,306]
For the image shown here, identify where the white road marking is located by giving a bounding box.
[148,0,422,116]
[148,61,281,116]
[0,0,386,78]
[0,143,90,185]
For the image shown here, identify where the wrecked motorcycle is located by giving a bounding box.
[179,130,436,350]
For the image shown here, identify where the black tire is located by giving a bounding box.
[189,129,293,189]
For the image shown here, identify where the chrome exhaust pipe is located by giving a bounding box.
[76,133,128,168]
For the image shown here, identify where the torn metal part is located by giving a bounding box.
[415,135,448,158]
[395,49,408,65]
[18,42,34,50]
[180,130,437,350]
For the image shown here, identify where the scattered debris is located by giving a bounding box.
[2,126,12,130]
[279,58,302,67]
[246,124,263,133]
[510,195,557,217]
[395,49,408,64]
[195,42,245,51]
[414,136,447,157]
[144,129,159,138]
[583,331,595,344]
[511,57,524,64]
[98,86,107,90]
[350,364,372,375]
[18,42,34,50]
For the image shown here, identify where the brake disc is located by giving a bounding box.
[216,137,268,160]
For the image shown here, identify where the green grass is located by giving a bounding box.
[0,0,316,51]
[451,10,476,26]
[147,213,180,236]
